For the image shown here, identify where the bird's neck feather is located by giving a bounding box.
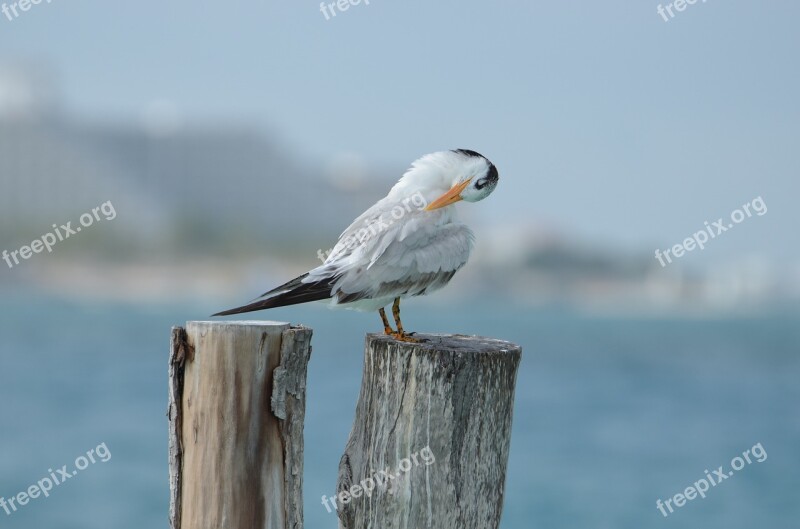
[388,158,454,203]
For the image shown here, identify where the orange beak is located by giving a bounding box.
[424,178,472,211]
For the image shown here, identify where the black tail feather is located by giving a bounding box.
[257,273,310,299]
[212,274,335,317]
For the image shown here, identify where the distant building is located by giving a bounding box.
[0,65,393,249]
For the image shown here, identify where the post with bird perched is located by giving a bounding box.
[168,321,313,529]
[189,149,520,527]
[335,334,522,529]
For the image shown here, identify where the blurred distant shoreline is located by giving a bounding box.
[1,64,798,315]
[2,253,798,319]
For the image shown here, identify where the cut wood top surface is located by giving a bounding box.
[366,333,521,355]
[188,320,293,327]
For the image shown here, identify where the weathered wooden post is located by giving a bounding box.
[336,333,522,529]
[168,321,313,529]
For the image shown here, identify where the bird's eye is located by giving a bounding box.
[475,178,488,190]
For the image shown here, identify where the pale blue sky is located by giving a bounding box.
[1,1,798,264]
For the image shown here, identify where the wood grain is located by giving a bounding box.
[169,321,312,529]
[336,333,522,529]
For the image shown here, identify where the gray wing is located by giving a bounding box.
[305,198,474,302]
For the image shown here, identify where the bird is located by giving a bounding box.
[213,149,499,342]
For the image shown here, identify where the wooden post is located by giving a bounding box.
[336,334,522,529]
[168,321,313,529]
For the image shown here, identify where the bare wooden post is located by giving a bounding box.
[168,321,313,529]
[336,334,522,529]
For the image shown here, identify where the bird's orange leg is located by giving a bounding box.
[392,297,406,335]
[391,297,421,343]
[379,308,395,335]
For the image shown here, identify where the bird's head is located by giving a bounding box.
[421,149,499,211]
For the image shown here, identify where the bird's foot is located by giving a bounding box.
[387,331,424,343]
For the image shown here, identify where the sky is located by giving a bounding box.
[0,0,798,266]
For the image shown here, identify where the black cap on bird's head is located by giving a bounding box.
[423,149,499,210]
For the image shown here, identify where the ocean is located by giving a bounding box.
[0,292,798,528]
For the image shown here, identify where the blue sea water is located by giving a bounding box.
[0,292,798,528]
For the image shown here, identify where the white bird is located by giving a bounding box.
[214,149,499,341]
